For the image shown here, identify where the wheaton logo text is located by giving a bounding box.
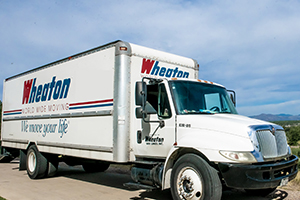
[141,58,189,78]
[22,76,71,104]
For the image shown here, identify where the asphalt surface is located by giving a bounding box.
[0,160,298,200]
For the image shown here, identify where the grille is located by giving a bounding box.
[256,130,288,159]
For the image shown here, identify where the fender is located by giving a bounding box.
[162,146,210,189]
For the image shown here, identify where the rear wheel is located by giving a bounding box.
[171,154,222,200]
[26,145,48,179]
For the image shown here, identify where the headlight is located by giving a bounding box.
[220,151,257,163]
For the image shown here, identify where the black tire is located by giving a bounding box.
[19,150,27,171]
[26,145,48,179]
[82,162,110,173]
[245,187,277,196]
[171,154,222,200]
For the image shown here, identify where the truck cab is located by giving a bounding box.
[133,77,298,200]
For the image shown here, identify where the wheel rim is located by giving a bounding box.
[28,151,37,173]
[176,167,203,200]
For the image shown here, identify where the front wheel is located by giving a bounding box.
[171,154,222,200]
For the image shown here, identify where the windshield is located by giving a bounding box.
[169,80,238,115]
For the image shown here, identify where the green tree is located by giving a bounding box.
[285,126,300,146]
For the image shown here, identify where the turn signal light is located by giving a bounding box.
[119,46,127,51]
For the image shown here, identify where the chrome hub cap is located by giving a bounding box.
[177,167,203,200]
[28,151,37,173]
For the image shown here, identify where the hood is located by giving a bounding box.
[177,114,272,138]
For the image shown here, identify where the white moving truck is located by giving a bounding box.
[1,40,298,200]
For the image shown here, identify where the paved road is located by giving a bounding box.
[0,160,297,200]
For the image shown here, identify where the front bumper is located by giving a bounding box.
[218,155,298,189]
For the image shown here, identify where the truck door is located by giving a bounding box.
[135,81,176,158]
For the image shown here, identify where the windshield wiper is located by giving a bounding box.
[198,109,216,114]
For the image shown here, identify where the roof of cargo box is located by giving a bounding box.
[5,40,197,81]
[129,43,197,68]
[5,40,120,81]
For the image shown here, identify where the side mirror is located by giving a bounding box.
[227,90,236,107]
[135,107,144,119]
[135,81,146,106]
[230,94,235,106]
[135,103,157,119]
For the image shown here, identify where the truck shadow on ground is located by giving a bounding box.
[56,163,290,200]
[56,163,134,190]
[55,163,173,199]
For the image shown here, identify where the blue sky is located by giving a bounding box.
[0,0,299,116]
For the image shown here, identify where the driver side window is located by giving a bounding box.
[158,84,172,119]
